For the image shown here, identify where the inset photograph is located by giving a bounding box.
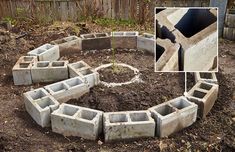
[155,7,218,72]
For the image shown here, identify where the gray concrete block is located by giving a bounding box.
[44,76,89,103]
[155,38,180,71]
[31,61,68,83]
[111,31,139,49]
[80,33,111,50]
[24,88,59,127]
[68,61,99,88]
[103,110,155,142]
[137,33,155,53]
[27,44,60,61]
[12,56,38,85]
[194,72,217,84]
[186,81,218,118]
[68,60,91,78]
[51,103,103,140]
[156,8,218,71]
[149,96,197,137]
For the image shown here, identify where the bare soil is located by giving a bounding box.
[0,22,234,152]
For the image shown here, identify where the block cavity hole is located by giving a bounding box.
[199,83,212,91]
[29,89,47,100]
[62,105,79,116]
[23,56,34,62]
[50,83,68,92]
[200,73,213,79]
[95,33,106,37]
[37,62,49,67]
[109,114,128,123]
[72,62,86,69]
[79,69,93,76]
[174,9,217,38]
[156,44,165,62]
[170,98,190,110]
[19,63,30,68]
[130,112,149,122]
[80,110,97,120]
[65,78,82,87]
[52,62,65,67]
[37,97,55,109]
[83,34,95,39]
[154,104,175,116]
[192,90,206,99]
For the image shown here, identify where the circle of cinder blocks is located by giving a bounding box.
[12,31,219,142]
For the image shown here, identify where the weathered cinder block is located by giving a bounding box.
[155,38,180,71]
[27,44,60,61]
[31,61,68,83]
[79,33,111,50]
[51,103,103,140]
[51,36,81,54]
[24,88,59,127]
[111,31,139,49]
[137,33,155,53]
[68,61,99,88]
[44,77,89,103]
[103,110,155,142]
[12,56,38,85]
[149,96,197,137]
[186,81,218,118]
[68,60,91,78]
[194,72,217,84]
[156,8,218,71]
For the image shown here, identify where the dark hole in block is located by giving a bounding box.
[37,62,49,67]
[80,109,97,120]
[143,34,154,39]
[125,32,136,36]
[62,105,79,116]
[36,49,46,54]
[65,78,83,87]
[73,62,86,69]
[109,114,128,123]
[65,37,77,41]
[23,56,34,62]
[79,69,93,76]
[50,83,67,92]
[45,45,53,50]
[113,32,124,36]
[19,63,30,68]
[130,112,149,122]
[29,89,47,100]
[95,33,106,37]
[52,62,65,67]
[174,9,217,38]
[192,90,206,99]
[83,34,95,39]
[200,73,213,79]
[37,97,55,109]
[154,104,175,116]
[56,39,67,44]
[170,98,191,110]
[199,83,212,91]
[156,44,165,62]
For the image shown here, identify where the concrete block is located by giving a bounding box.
[186,81,219,118]
[149,96,197,137]
[68,61,99,88]
[51,103,103,140]
[194,72,217,84]
[68,60,91,78]
[103,110,155,142]
[137,33,155,53]
[27,44,60,61]
[51,36,81,54]
[156,8,218,71]
[111,31,139,49]
[155,38,180,71]
[12,56,37,85]
[44,77,89,103]
[23,88,59,127]
[80,33,111,50]
[31,61,68,83]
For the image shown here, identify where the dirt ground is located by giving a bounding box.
[0,22,234,152]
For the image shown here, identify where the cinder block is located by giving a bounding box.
[51,103,103,140]
[194,72,217,84]
[156,8,218,71]
[51,36,81,54]
[44,77,89,103]
[27,44,60,61]
[68,60,91,78]
[12,56,37,85]
[103,110,155,142]
[111,31,139,49]
[80,33,111,50]
[149,96,197,137]
[155,38,180,71]
[186,81,218,118]
[137,33,155,53]
[31,61,68,83]
[24,88,59,127]
[68,61,99,88]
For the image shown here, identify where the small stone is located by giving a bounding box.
[98,140,103,145]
